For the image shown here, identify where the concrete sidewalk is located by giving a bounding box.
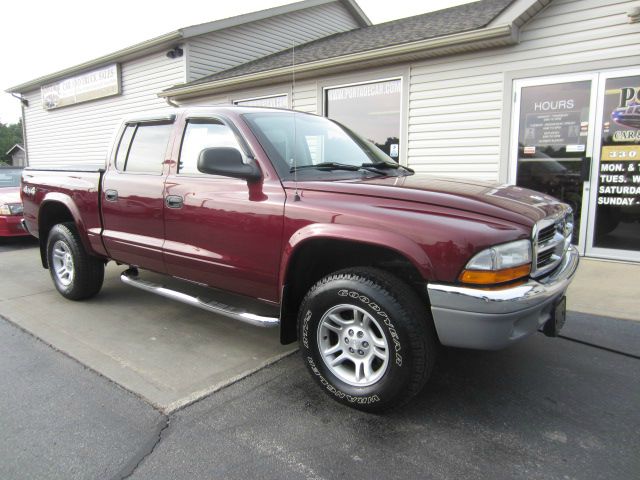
[566,257,640,322]
[0,242,294,413]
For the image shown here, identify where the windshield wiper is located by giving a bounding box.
[290,162,385,175]
[361,162,415,174]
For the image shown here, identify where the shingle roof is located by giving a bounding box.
[183,0,513,87]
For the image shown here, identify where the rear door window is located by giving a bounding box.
[124,123,173,174]
[115,125,135,170]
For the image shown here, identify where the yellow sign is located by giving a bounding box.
[601,145,640,161]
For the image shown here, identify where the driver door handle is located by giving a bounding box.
[165,195,184,209]
[104,189,118,202]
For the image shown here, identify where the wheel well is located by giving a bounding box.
[280,239,428,344]
[38,202,75,268]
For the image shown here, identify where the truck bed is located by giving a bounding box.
[21,167,107,258]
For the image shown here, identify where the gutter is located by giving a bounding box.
[159,24,515,99]
[6,31,182,93]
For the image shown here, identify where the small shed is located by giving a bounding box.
[5,144,26,167]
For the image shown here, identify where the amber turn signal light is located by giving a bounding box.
[459,264,531,285]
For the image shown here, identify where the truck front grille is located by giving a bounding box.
[531,210,573,278]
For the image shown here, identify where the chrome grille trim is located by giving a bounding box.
[531,208,573,278]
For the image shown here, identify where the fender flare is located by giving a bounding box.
[278,223,435,291]
[39,193,93,263]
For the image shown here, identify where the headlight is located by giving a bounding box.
[459,239,532,285]
[0,203,23,216]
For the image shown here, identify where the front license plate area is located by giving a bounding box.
[543,296,566,337]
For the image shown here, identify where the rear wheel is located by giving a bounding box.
[47,223,104,300]
[298,267,436,412]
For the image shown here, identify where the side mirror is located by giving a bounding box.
[197,147,261,181]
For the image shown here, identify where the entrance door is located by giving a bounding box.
[510,74,598,250]
[586,69,640,262]
[512,71,640,262]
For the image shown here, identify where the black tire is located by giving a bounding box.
[46,222,104,300]
[298,267,436,412]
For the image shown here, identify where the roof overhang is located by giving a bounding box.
[6,31,182,94]
[6,0,369,94]
[160,23,517,101]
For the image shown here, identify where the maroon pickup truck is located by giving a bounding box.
[21,106,579,411]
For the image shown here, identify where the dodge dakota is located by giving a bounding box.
[21,106,579,411]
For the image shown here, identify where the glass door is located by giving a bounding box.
[586,69,640,261]
[510,74,598,250]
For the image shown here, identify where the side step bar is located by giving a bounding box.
[121,269,279,328]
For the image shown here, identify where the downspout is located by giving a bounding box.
[165,97,180,107]
[20,101,28,167]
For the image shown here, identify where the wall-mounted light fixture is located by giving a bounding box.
[628,5,640,23]
[166,47,184,59]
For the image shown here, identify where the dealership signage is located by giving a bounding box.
[41,64,121,110]
[596,76,640,209]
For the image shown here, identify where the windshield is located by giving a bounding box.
[0,169,22,188]
[242,112,411,180]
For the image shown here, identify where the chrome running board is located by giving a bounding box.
[121,269,279,328]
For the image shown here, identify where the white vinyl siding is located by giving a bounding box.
[23,51,185,167]
[292,81,317,113]
[186,2,359,82]
[407,0,639,181]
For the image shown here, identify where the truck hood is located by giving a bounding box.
[0,187,21,206]
[289,174,567,227]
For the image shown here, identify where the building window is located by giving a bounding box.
[324,78,402,161]
[234,94,288,108]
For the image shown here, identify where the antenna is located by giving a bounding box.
[291,40,301,202]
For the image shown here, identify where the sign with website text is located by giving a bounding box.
[234,95,288,108]
[41,64,121,110]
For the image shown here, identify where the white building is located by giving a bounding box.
[7,0,640,263]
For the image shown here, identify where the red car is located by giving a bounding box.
[0,167,28,237]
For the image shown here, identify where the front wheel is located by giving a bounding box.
[298,267,436,412]
[47,223,104,300]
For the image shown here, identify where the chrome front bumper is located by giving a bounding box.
[427,246,580,350]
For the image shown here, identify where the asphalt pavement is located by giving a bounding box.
[1,313,638,480]
[0,318,164,480]
[2,235,639,479]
